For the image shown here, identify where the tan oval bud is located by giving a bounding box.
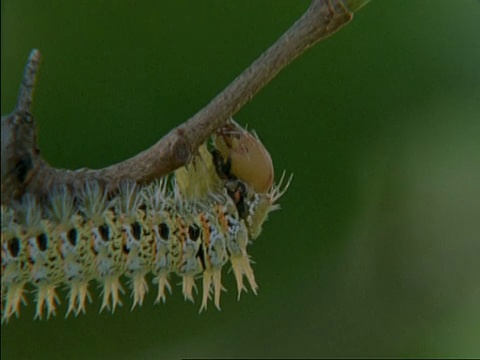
[214,120,274,194]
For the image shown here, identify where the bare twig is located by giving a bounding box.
[1,50,43,203]
[15,49,41,114]
[1,0,354,204]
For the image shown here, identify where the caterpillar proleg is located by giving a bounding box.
[1,120,292,322]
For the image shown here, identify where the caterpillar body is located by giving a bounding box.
[1,121,291,322]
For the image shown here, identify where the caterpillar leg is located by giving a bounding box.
[2,282,27,323]
[153,273,171,304]
[181,275,197,303]
[130,274,149,310]
[230,254,258,300]
[34,284,60,320]
[200,271,212,312]
[66,281,91,317]
[199,269,225,312]
[99,276,124,313]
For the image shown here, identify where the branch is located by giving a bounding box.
[1,0,359,205]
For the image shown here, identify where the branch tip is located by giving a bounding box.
[16,49,42,114]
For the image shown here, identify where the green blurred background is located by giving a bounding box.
[2,0,479,358]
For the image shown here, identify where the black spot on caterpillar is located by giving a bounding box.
[7,238,20,258]
[1,124,292,322]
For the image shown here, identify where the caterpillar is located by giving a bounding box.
[1,120,291,322]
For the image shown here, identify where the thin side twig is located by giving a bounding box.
[1,0,353,205]
[15,49,41,114]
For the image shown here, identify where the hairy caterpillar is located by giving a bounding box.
[1,120,291,322]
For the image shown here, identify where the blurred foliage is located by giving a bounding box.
[1,0,479,359]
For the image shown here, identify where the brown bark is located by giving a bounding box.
[1,0,353,205]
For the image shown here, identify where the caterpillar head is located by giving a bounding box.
[213,119,292,240]
[213,119,274,194]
